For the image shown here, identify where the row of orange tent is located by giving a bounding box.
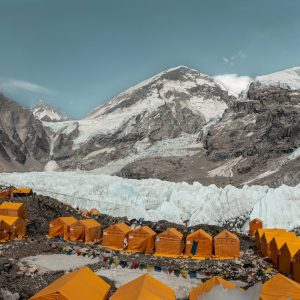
[29,266,300,300]
[255,227,300,284]
[0,201,27,242]
[0,187,33,199]
[49,217,240,259]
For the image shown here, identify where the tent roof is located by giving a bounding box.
[30,267,110,300]
[272,236,298,249]
[214,230,239,241]
[0,202,24,209]
[256,228,286,239]
[189,276,237,300]
[187,229,212,240]
[133,226,156,236]
[90,208,100,214]
[281,241,300,256]
[167,228,183,238]
[111,223,132,234]
[250,218,263,223]
[0,215,20,225]
[262,232,297,243]
[54,217,77,226]
[78,219,101,228]
[260,274,300,300]
[111,274,175,300]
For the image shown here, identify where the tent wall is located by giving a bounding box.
[127,228,156,254]
[214,231,240,259]
[185,230,212,258]
[249,219,262,236]
[0,202,27,219]
[279,245,299,276]
[70,223,85,242]
[102,225,130,250]
[293,252,300,283]
[155,229,184,257]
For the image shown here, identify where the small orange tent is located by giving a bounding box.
[111,274,175,300]
[90,208,100,217]
[11,187,33,197]
[249,218,263,236]
[189,276,238,300]
[214,230,240,259]
[48,217,77,240]
[102,223,132,250]
[293,250,300,283]
[279,241,300,276]
[270,236,298,266]
[185,229,212,259]
[69,219,101,243]
[255,228,286,250]
[155,228,184,258]
[0,188,13,199]
[0,215,26,241]
[127,226,156,254]
[0,201,27,219]
[29,267,110,300]
[261,231,296,257]
[260,274,300,300]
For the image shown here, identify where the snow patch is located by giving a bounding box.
[288,147,300,160]
[44,160,60,172]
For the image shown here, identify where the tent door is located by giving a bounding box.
[191,240,198,255]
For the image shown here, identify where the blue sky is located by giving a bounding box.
[0,0,299,118]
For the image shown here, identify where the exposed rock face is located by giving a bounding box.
[0,94,50,171]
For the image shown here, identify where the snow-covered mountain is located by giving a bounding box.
[31,100,70,122]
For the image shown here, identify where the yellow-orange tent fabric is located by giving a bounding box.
[102,223,132,250]
[279,241,300,276]
[293,250,300,283]
[11,187,32,196]
[185,229,212,259]
[0,201,27,219]
[214,230,240,259]
[270,236,298,266]
[0,189,13,199]
[111,274,175,300]
[249,218,263,236]
[255,229,286,250]
[127,226,156,254]
[69,219,101,243]
[261,231,296,257]
[0,215,26,241]
[90,208,100,216]
[189,276,238,300]
[155,228,184,258]
[29,267,110,300]
[48,217,77,240]
[260,274,300,300]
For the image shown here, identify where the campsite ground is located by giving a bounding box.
[0,195,278,299]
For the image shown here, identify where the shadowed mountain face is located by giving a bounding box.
[0,94,50,172]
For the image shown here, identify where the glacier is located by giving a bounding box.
[0,171,300,230]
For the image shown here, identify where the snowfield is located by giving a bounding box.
[0,172,300,230]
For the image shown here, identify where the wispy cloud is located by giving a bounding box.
[0,78,52,94]
[222,51,246,66]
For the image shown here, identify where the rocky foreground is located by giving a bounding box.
[0,195,278,300]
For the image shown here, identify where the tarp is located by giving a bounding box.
[154,228,184,258]
[102,223,132,250]
[279,241,300,276]
[0,215,26,241]
[249,218,263,236]
[260,274,300,300]
[30,267,110,300]
[214,230,240,259]
[48,217,77,240]
[255,228,286,250]
[69,219,101,243]
[127,226,156,254]
[185,229,212,259]
[270,236,298,266]
[189,276,238,300]
[261,232,296,257]
[293,250,300,283]
[0,201,27,219]
[111,274,175,300]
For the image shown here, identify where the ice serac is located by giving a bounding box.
[48,66,232,170]
[0,94,50,172]
[31,99,70,122]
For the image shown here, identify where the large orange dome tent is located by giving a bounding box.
[48,216,77,240]
[102,223,132,250]
[127,226,156,254]
[214,230,240,259]
[69,219,101,243]
[185,229,212,259]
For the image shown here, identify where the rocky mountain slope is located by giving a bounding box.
[31,100,70,122]
[0,94,50,172]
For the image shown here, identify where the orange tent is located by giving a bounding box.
[0,188,13,199]
[249,218,263,236]
[185,229,212,259]
[29,267,110,300]
[270,236,298,266]
[214,230,240,259]
[102,223,132,250]
[260,274,300,300]
[90,208,100,216]
[0,215,26,241]
[189,276,238,300]
[48,217,77,240]
[293,250,300,283]
[0,201,27,219]
[111,274,175,300]
[127,226,156,254]
[69,219,101,243]
[261,231,296,257]
[279,241,300,275]
[11,187,33,197]
[154,228,184,258]
[255,228,286,250]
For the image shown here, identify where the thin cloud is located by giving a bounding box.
[222,51,246,66]
[0,78,52,94]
